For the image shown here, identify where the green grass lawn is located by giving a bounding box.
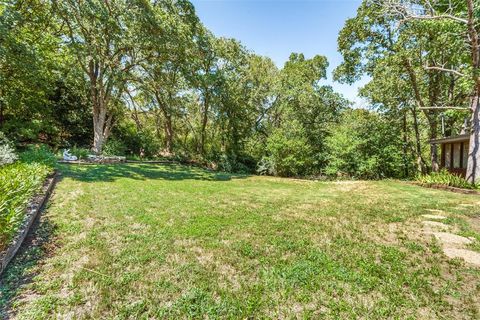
[1,163,480,319]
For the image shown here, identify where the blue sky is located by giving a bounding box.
[190,0,369,106]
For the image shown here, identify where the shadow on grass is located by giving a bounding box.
[0,212,57,319]
[59,163,250,183]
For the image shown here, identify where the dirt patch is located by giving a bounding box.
[421,221,450,230]
[464,215,480,233]
[332,181,369,192]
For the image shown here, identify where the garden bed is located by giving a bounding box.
[414,182,480,195]
[0,172,57,275]
[59,155,126,165]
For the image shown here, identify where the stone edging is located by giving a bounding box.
[0,172,57,276]
[125,160,176,164]
[58,160,174,165]
[414,182,480,195]
[59,159,197,166]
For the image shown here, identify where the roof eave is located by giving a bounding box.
[429,134,470,144]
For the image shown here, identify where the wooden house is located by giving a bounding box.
[430,134,470,177]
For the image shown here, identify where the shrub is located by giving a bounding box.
[417,170,475,190]
[103,139,127,156]
[325,109,406,180]
[263,122,314,177]
[217,154,233,173]
[70,146,90,160]
[1,144,55,250]
[215,153,254,174]
[0,162,51,251]
[109,122,161,158]
[20,144,57,167]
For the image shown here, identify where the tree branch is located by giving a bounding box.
[382,1,468,24]
[424,66,465,77]
[406,14,467,24]
[418,106,470,110]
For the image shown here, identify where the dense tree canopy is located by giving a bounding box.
[333,0,480,182]
[3,0,473,180]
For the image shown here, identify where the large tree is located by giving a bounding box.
[0,1,56,137]
[188,29,223,156]
[136,0,198,154]
[54,0,146,153]
[381,0,479,182]
[335,0,468,173]
[261,53,347,176]
[277,53,346,167]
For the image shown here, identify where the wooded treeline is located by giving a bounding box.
[336,0,480,183]
[0,0,476,179]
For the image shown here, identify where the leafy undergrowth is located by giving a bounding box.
[417,169,477,190]
[0,146,55,251]
[1,163,480,319]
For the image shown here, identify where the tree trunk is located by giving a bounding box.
[199,93,209,155]
[430,142,439,172]
[0,100,4,128]
[92,117,110,154]
[428,116,439,172]
[411,106,427,174]
[402,111,409,177]
[92,103,112,154]
[466,0,480,184]
[466,93,480,183]
[403,59,429,173]
[154,93,174,154]
[199,113,207,155]
[93,124,105,154]
[164,114,173,154]
[88,59,114,155]
[131,106,142,132]
[154,110,162,139]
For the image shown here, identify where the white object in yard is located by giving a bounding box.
[63,149,78,161]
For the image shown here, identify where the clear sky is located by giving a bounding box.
[190,0,369,106]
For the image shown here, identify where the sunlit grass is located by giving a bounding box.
[1,163,480,319]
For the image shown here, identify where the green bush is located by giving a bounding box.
[417,170,475,189]
[0,162,52,250]
[20,144,57,167]
[215,154,253,174]
[1,144,56,250]
[325,109,406,180]
[70,146,90,160]
[108,122,161,158]
[103,139,127,156]
[262,121,314,177]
